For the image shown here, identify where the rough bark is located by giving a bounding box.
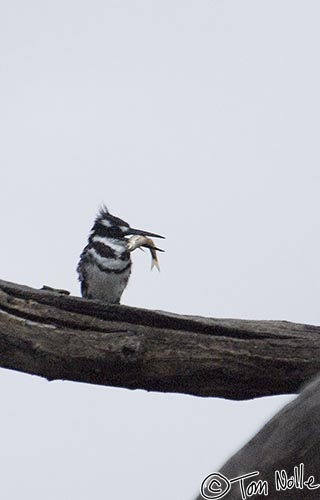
[0,278,319,400]
[196,375,320,499]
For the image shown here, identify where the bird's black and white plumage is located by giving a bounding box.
[77,206,164,303]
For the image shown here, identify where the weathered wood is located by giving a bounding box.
[196,375,320,499]
[0,278,319,400]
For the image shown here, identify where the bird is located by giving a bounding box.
[77,206,164,303]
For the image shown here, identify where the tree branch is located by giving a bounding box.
[0,278,319,400]
[195,375,320,499]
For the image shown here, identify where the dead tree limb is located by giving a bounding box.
[196,374,320,499]
[0,278,319,400]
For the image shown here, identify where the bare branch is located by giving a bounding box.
[0,278,319,400]
[195,375,320,499]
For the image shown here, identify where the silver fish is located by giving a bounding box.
[127,235,164,271]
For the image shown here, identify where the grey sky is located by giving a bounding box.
[0,1,319,499]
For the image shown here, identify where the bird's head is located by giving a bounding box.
[93,206,165,241]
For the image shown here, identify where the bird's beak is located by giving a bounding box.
[127,227,165,239]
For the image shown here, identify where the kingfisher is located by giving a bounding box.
[77,206,164,303]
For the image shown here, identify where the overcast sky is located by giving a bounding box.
[1,1,319,499]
